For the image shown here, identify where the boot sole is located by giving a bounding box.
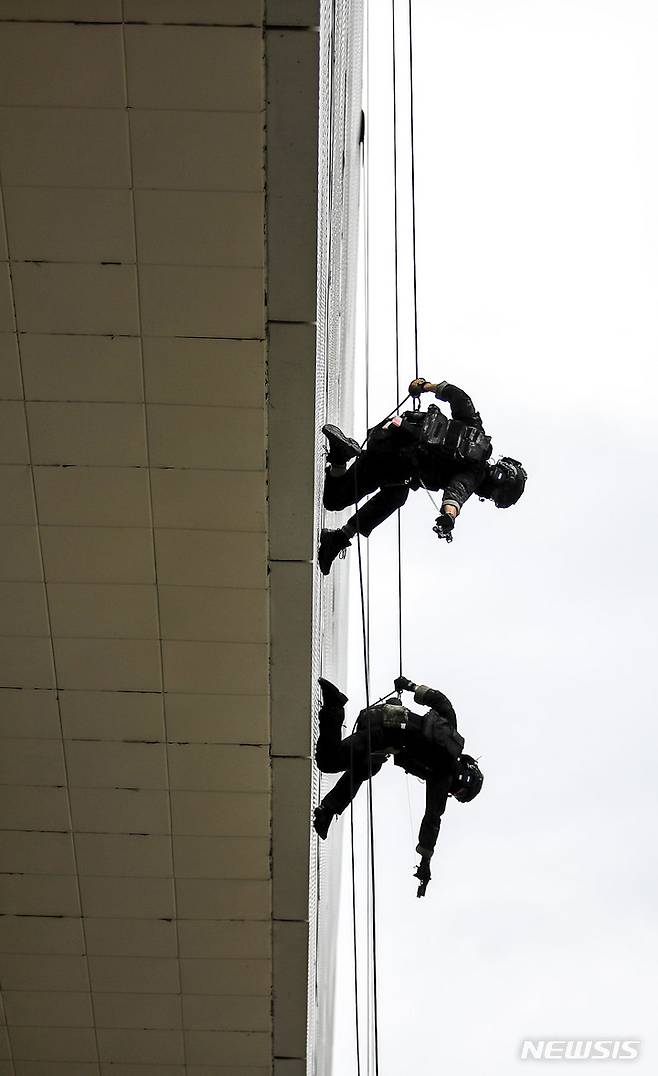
[321,423,361,463]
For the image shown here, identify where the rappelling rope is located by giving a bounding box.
[354,6,380,1067]
[359,101,380,1076]
[347,0,423,1069]
[349,777,362,1076]
[407,0,420,381]
[314,0,337,1028]
[354,510,380,1076]
[318,5,366,1070]
[391,0,421,860]
[391,0,405,683]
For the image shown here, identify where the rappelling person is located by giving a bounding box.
[318,377,527,574]
[312,675,483,897]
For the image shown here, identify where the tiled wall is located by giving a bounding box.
[0,2,319,1074]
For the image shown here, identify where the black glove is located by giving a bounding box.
[433,513,454,543]
[414,857,432,898]
[408,377,428,397]
[394,676,415,694]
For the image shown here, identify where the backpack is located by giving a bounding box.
[408,404,492,464]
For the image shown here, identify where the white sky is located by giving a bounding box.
[328,1,658,1072]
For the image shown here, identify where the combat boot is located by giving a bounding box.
[318,677,348,708]
[313,804,334,840]
[318,528,351,575]
[322,424,361,467]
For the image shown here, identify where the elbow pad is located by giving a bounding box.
[435,382,479,423]
[414,685,453,712]
[444,478,473,508]
[414,684,432,706]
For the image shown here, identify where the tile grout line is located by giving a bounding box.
[0,104,268,114]
[9,258,269,268]
[9,400,270,411]
[0,18,300,29]
[0,975,15,1075]
[262,12,279,1066]
[6,331,269,340]
[1,185,266,194]
[119,3,188,1070]
[0,153,100,1075]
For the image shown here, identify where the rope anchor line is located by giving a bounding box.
[344,1,421,1071]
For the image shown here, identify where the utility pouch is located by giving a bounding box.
[457,424,491,463]
[381,703,407,729]
[443,420,491,463]
[429,712,465,760]
[358,704,406,731]
[416,406,491,464]
[419,404,449,446]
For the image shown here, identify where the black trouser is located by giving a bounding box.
[315,703,390,816]
[323,427,412,537]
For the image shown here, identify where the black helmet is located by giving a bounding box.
[451,754,484,803]
[489,456,526,508]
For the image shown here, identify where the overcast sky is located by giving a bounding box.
[327,1,658,1072]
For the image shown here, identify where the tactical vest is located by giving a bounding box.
[357,704,465,763]
[402,404,492,465]
[406,709,465,761]
[356,702,407,737]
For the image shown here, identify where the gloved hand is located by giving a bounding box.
[414,857,432,898]
[433,513,455,543]
[394,675,416,694]
[408,377,428,397]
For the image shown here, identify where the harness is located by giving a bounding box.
[357,703,465,771]
[357,702,408,740]
[399,404,492,465]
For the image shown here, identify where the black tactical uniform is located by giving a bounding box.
[314,681,464,875]
[323,381,491,538]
